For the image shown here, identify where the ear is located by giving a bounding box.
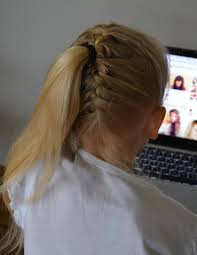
[149,106,166,140]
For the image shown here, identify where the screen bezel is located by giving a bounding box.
[149,46,197,151]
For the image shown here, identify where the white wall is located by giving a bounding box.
[0,0,197,164]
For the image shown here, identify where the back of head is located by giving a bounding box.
[71,23,169,138]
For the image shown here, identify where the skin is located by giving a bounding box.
[175,80,183,88]
[170,112,178,123]
[191,124,197,140]
[80,104,166,173]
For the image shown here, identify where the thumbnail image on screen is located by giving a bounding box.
[159,54,197,141]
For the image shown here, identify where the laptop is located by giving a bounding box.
[134,47,197,188]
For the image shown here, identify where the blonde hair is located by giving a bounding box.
[187,120,197,139]
[0,22,169,254]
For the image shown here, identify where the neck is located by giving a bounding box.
[79,132,136,174]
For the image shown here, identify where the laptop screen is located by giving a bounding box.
[159,52,197,142]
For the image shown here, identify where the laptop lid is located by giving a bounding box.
[150,47,197,152]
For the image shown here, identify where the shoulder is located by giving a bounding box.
[131,175,197,223]
[7,160,44,228]
[130,176,197,252]
[6,156,74,228]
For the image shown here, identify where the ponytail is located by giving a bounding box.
[0,45,89,255]
[2,46,89,201]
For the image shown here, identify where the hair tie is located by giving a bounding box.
[80,44,97,93]
[86,44,97,66]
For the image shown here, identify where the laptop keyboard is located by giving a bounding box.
[134,145,197,185]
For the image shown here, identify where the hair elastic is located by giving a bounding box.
[80,44,97,93]
[86,44,97,66]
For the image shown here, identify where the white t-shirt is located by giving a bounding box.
[8,148,197,255]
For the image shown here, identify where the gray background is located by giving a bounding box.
[1,0,197,212]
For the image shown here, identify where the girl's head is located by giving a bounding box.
[173,75,185,90]
[69,23,168,163]
[187,120,197,140]
[1,22,169,255]
[169,109,180,123]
